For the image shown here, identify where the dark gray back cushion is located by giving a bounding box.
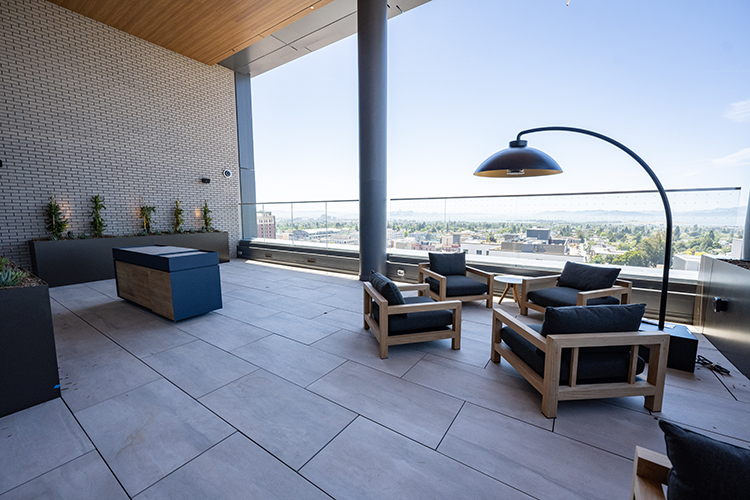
[429,252,466,276]
[660,420,750,500]
[369,271,405,306]
[556,261,620,291]
[540,303,645,336]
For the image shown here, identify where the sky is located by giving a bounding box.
[250,0,750,220]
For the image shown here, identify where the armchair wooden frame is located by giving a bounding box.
[417,263,495,308]
[363,282,462,359]
[630,446,671,500]
[519,274,632,316]
[491,308,669,418]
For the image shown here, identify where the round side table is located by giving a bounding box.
[494,275,523,304]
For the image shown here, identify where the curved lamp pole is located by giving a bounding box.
[474,126,672,330]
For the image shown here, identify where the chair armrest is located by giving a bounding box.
[398,283,430,293]
[522,274,560,292]
[387,299,462,315]
[546,330,670,349]
[466,265,493,280]
[493,308,547,351]
[577,285,629,301]
[631,446,671,500]
[419,266,447,281]
[363,281,388,309]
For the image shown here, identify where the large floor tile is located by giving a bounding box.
[232,334,345,387]
[84,279,120,299]
[438,403,632,500]
[103,319,196,358]
[301,417,530,500]
[309,362,463,448]
[655,384,750,442]
[213,298,281,324]
[0,451,127,500]
[0,399,93,494]
[410,335,491,368]
[249,312,341,344]
[404,354,553,430]
[200,370,356,470]
[135,433,330,500]
[58,342,161,412]
[76,301,155,332]
[76,379,233,496]
[315,306,369,332]
[313,293,362,312]
[143,340,258,398]
[53,310,119,363]
[265,294,338,319]
[174,312,271,351]
[313,329,426,377]
[223,286,282,306]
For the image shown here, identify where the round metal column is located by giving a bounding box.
[358,0,388,279]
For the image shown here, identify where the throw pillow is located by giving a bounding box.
[429,252,466,276]
[540,303,645,336]
[660,420,750,500]
[556,261,620,291]
[369,271,405,306]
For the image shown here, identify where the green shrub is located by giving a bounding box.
[44,194,68,239]
[173,199,184,233]
[90,195,107,237]
[139,201,156,234]
[202,200,213,231]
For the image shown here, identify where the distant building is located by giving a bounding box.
[442,234,461,246]
[257,212,276,239]
[526,228,551,242]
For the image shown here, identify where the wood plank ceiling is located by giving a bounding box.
[46,0,336,66]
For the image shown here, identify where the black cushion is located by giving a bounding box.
[660,420,750,500]
[369,271,405,306]
[428,252,466,276]
[372,296,453,335]
[425,275,489,297]
[540,303,645,336]
[556,261,620,291]
[527,287,620,308]
[501,325,645,384]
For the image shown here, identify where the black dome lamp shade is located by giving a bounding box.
[474,126,673,331]
[474,139,563,177]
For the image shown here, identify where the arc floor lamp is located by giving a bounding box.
[474,126,672,330]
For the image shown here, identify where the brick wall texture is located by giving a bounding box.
[0,0,241,270]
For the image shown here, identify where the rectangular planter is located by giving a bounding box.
[29,232,229,287]
[0,282,60,418]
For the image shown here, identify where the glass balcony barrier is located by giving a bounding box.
[241,187,743,281]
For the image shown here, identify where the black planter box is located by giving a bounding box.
[0,283,60,418]
[29,232,230,287]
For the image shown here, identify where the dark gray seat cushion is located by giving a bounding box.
[428,252,466,276]
[501,304,647,384]
[425,275,489,297]
[527,287,620,308]
[660,420,750,500]
[373,296,453,335]
[369,271,405,306]
[556,261,620,291]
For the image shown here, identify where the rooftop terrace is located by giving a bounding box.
[2,260,749,499]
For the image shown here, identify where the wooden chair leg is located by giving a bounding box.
[379,340,389,359]
[541,341,562,418]
[491,313,502,363]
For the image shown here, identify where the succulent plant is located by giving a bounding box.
[44,194,68,239]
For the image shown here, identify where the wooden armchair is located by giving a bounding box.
[520,261,631,316]
[630,446,671,500]
[491,304,669,418]
[418,252,494,308]
[363,274,461,359]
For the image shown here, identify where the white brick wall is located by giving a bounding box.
[0,0,241,270]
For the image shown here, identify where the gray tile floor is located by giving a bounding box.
[2,260,749,499]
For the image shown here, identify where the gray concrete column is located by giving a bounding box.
[358,0,388,279]
[235,72,258,239]
[744,191,750,260]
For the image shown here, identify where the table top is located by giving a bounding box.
[493,275,523,285]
